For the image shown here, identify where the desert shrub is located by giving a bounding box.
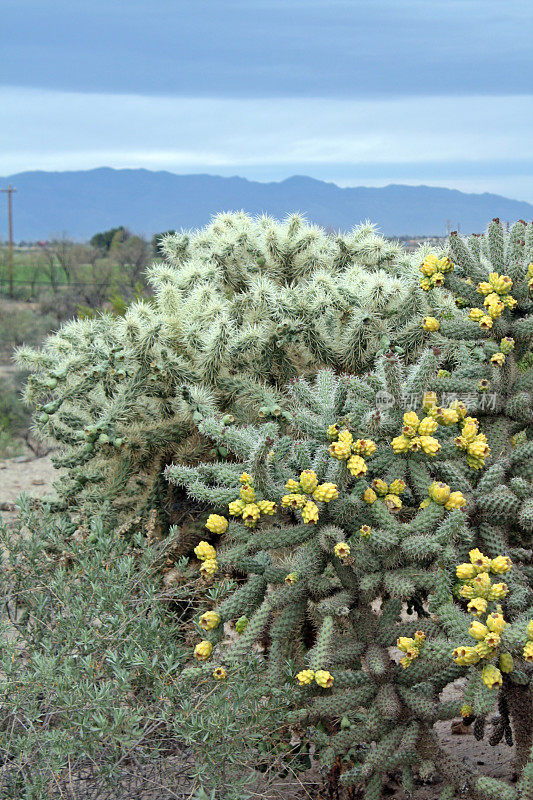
[0,499,311,800]
[167,220,533,799]
[16,213,446,531]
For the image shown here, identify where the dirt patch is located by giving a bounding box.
[0,452,61,525]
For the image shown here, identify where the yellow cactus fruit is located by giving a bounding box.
[405,646,420,660]
[338,429,354,447]
[469,548,489,570]
[194,640,213,661]
[439,255,453,272]
[353,438,377,457]
[420,254,438,276]
[313,482,339,503]
[456,563,476,580]
[296,669,315,686]
[469,307,484,321]
[285,572,299,585]
[523,642,533,662]
[199,611,221,631]
[444,491,467,511]
[461,420,479,442]
[471,572,492,595]
[240,484,256,503]
[228,499,246,516]
[213,666,227,681]
[359,524,372,538]
[450,400,467,419]
[469,620,489,641]
[499,653,514,674]
[421,391,438,412]
[414,630,426,646]
[474,640,495,659]
[420,277,432,291]
[484,291,501,308]
[363,487,378,504]
[461,646,481,665]
[487,300,505,319]
[467,440,490,460]
[400,656,413,668]
[527,620,533,640]
[301,501,319,524]
[326,424,340,440]
[490,352,505,366]
[199,558,218,578]
[490,273,513,294]
[194,541,217,561]
[459,584,477,599]
[484,631,501,649]
[257,500,277,516]
[391,435,411,453]
[479,315,493,330]
[486,613,507,633]
[371,478,388,496]
[205,514,229,535]
[281,493,307,509]
[489,583,508,600]
[500,337,515,353]
[419,436,441,456]
[388,479,406,495]
[528,263,533,278]
[347,455,367,477]
[285,478,301,492]
[239,472,252,484]
[408,436,421,451]
[491,556,512,574]
[299,470,319,494]
[384,493,402,511]
[461,704,474,718]
[315,670,334,688]
[481,664,503,689]
[422,316,440,332]
[397,637,415,652]
[431,271,445,287]
[403,411,420,429]
[437,408,459,425]
[467,597,488,616]
[334,542,351,559]
[418,416,438,436]
[477,281,493,296]
[328,440,352,460]
[429,481,451,504]
[242,503,261,527]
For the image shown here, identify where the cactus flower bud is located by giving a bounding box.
[296,669,315,686]
[199,611,221,631]
[481,664,503,689]
[205,515,229,535]
[315,670,334,688]
[194,641,213,661]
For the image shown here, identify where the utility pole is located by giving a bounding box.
[1,184,17,297]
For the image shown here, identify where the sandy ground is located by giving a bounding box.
[0,452,517,798]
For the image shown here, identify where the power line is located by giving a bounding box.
[0,185,17,296]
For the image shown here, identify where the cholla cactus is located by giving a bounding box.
[15,213,439,529]
[168,351,531,798]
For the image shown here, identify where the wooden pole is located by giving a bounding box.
[1,185,17,296]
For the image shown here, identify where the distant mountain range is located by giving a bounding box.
[1,168,532,241]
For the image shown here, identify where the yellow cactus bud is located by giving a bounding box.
[397,637,415,652]
[363,488,377,504]
[523,641,533,662]
[471,572,492,596]
[490,556,512,575]
[353,438,376,456]
[422,316,440,332]
[469,620,489,641]
[484,631,501,648]
[242,503,261,527]
[419,435,441,456]
[313,482,339,503]
[488,583,508,601]
[479,315,493,330]
[477,281,493,295]
[475,640,495,659]
[347,455,367,477]
[418,416,438,436]
[500,337,515,353]
[469,307,484,321]
[199,558,218,577]
[285,572,299,585]
[239,472,252,484]
[194,640,213,661]
[469,549,491,572]
[388,479,406,495]
[205,514,229,535]
[490,352,505,366]
[299,470,319,494]
[337,429,353,447]
[481,664,503,689]
[326,424,340,440]
[468,439,490,460]
[444,491,467,511]
[499,653,514,674]
[467,597,488,616]
[486,613,507,633]
[296,669,315,686]
[437,408,459,425]
[461,704,474,718]
[315,670,334,688]
[301,501,319,524]
[240,484,256,503]
[228,499,246,516]
[199,611,221,631]
[285,478,301,492]
[391,435,411,453]
[429,481,451,505]
[194,541,217,561]
[371,478,388,496]
[334,542,351,559]
[527,620,533,640]
[213,666,227,681]
[403,411,420,429]
[328,440,352,460]
[414,631,426,646]
[384,493,402,511]
[257,500,277,516]
[281,493,307,509]
[456,563,476,580]
[359,524,372,538]
[459,584,477,599]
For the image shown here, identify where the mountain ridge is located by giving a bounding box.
[1,168,532,240]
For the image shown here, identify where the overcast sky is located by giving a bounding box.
[2,0,532,200]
